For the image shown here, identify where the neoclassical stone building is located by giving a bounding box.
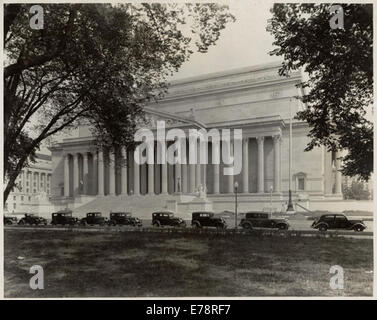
[5,153,53,215]
[50,62,343,217]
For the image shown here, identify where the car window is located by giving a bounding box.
[335,215,347,221]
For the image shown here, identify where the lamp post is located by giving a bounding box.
[234,181,238,229]
[287,98,295,212]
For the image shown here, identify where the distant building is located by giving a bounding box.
[4,153,52,215]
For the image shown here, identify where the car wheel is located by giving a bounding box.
[81,221,87,226]
[319,225,328,231]
[278,224,288,230]
[19,220,25,225]
[192,222,201,229]
[354,225,364,232]
[153,221,161,227]
[216,223,225,230]
[242,223,252,230]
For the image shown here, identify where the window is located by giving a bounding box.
[34,182,36,187]
[33,189,36,193]
[28,196,31,201]
[298,178,305,191]
[13,203,16,209]
[21,196,24,201]
[26,182,29,186]
[295,172,307,192]
[26,188,29,193]
[13,196,16,200]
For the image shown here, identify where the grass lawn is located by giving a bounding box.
[4,229,373,297]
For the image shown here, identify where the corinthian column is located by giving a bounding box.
[147,144,154,195]
[73,153,79,195]
[64,154,70,197]
[121,147,128,195]
[273,135,281,192]
[83,152,89,195]
[227,139,234,193]
[181,139,188,193]
[196,139,201,189]
[109,150,115,195]
[134,148,140,195]
[213,141,220,194]
[189,138,196,193]
[98,150,105,196]
[335,151,342,194]
[242,138,249,193]
[257,136,265,193]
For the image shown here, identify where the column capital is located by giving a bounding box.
[273,134,281,143]
[256,136,265,144]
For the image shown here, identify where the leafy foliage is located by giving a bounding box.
[3,3,235,200]
[267,3,373,180]
[342,180,371,200]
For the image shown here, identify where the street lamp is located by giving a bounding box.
[234,181,239,230]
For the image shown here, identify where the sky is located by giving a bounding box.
[39,1,279,154]
[170,0,278,81]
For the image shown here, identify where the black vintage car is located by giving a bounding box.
[311,214,366,232]
[51,210,78,226]
[240,212,289,230]
[152,211,186,227]
[108,212,142,226]
[4,216,18,225]
[191,211,227,229]
[80,212,107,226]
[18,213,47,226]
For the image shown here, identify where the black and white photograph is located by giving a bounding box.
[1,0,375,299]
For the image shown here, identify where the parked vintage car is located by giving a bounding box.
[191,211,227,229]
[80,212,107,226]
[311,214,366,232]
[240,212,289,230]
[152,211,186,227]
[18,213,47,226]
[4,216,18,225]
[51,210,79,226]
[108,212,142,226]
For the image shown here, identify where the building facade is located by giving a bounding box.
[50,62,345,217]
[4,153,52,215]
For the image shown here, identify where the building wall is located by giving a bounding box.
[4,154,52,214]
[49,63,340,201]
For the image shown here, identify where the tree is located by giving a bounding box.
[342,180,371,200]
[267,3,373,180]
[3,3,235,202]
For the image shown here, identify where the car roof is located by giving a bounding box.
[153,211,174,214]
[111,212,131,214]
[192,211,214,214]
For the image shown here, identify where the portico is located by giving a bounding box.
[50,62,344,215]
[60,126,283,198]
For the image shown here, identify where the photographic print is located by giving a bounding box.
[2,1,374,299]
